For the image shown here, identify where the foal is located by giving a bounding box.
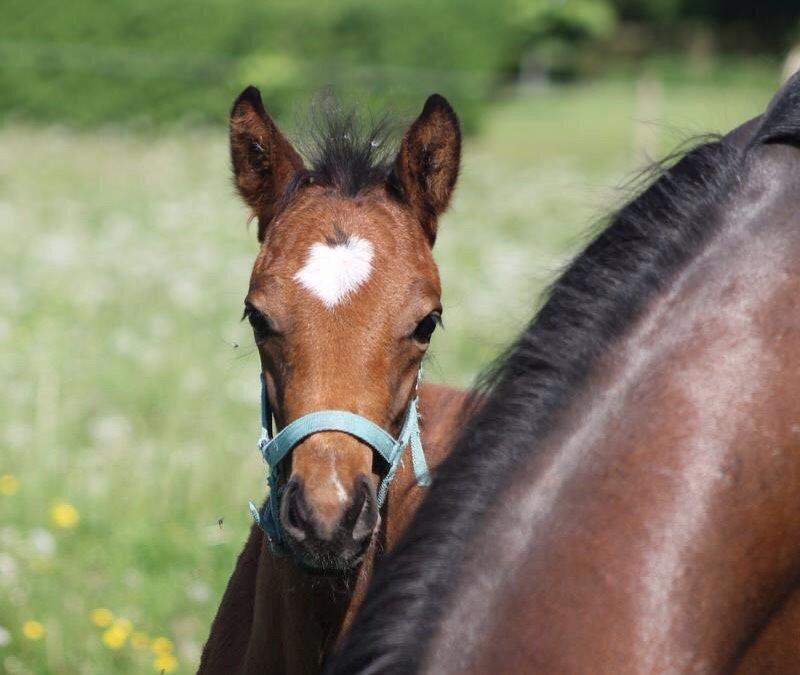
[330,76,800,673]
[199,88,468,673]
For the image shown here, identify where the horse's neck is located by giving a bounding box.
[425,146,800,674]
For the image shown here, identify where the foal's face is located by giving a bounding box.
[230,87,460,567]
[247,192,441,563]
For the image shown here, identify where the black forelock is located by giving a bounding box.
[325,74,800,675]
[296,94,399,198]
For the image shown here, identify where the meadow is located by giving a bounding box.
[0,72,780,673]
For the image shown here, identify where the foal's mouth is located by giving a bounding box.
[287,524,378,574]
[293,539,374,575]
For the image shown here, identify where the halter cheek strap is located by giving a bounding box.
[248,372,430,556]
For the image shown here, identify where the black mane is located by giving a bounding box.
[326,73,800,675]
[295,96,398,197]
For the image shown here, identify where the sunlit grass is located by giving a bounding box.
[0,73,778,673]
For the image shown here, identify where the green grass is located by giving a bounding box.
[0,72,780,673]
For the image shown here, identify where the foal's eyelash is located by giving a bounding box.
[241,302,261,321]
[242,303,278,338]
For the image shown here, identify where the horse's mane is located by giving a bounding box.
[291,95,399,198]
[326,73,800,675]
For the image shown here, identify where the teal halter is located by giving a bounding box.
[248,371,431,556]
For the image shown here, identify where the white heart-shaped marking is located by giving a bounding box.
[294,235,374,308]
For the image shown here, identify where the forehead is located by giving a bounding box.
[249,190,440,307]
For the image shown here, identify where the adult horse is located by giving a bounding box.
[199,88,468,673]
[329,74,800,674]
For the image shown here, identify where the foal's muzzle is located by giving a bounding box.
[249,372,430,569]
[280,473,378,568]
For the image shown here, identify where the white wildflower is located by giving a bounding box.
[37,232,79,268]
[27,529,56,557]
[186,581,210,604]
[88,414,133,447]
[0,554,18,586]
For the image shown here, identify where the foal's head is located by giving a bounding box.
[231,87,460,567]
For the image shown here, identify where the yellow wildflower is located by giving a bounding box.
[0,474,19,495]
[51,502,80,528]
[102,625,127,650]
[113,618,133,636]
[131,631,150,650]
[90,608,114,627]
[153,652,178,673]
[22,620,44,641]
[151,636,174,655]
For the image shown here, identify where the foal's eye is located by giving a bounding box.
[413,312,442,344]
[243,304,275,341]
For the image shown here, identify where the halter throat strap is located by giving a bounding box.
[249,373,430,556]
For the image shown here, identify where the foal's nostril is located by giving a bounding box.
[281,478,308,542]
[350,475,378,542]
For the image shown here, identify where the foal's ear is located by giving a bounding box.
[391,94,461,245]
[229,86,304,239]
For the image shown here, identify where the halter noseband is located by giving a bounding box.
[248,371,430,556]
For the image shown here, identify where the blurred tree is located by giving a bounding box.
[0,0,795,129]
[507,0,617,82]
[0,0,507,129]
[612,0,682,22]
[612,0,800,50]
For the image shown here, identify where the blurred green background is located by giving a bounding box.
[1,1,797,673]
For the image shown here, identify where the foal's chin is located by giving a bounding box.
[289,534,375,573]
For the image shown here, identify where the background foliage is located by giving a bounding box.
[1,0,797,129]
